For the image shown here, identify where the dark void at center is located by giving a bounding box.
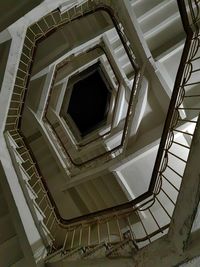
[67,69,111,136]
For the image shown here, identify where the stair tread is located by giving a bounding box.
[144,12,180,39]
[139,0,178,34]
[131,0,165,18]
[138,0,175,22]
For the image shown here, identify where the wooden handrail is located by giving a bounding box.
[5,0,200,249]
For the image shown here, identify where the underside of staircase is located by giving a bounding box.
[0,1,200,267]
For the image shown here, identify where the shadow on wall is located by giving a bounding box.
[0,0,43,32]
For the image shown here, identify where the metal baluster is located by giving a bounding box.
[148,209,163,233]
[31,179,40,189]
[127,216,138,249]
[14,84,25,89]
[16,76,26,82]
[43,17,50,29]
[79,227,83,247]
[97,222,101,244]
[71,229,76,249]
[156,196,172,219]
[106,221,111,243]
[23,43,32,51]
[49,215,56,230]
[161,174,179,192]
[50,13,57,25]
[25,35,35,45]
[167,165,183,179]
[172,129,193,136]
[63,231,69,250]
[38,193,47,206]
[172,140,190,149]
[21,52,31,61]
[161,188,176,206]
[36,22,45,35]
[28,27,37,38]
[46,209,54,226]
[43,201,50,215]
[88,225,91,246]
[137,212,151,244]
[167,150,187,163]
[116,217,123,241]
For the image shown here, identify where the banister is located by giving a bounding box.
[149,0,193,193]
[5,0,200,251]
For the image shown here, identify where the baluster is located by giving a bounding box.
[49,216,56,230]
[43,17,50,29]
[50,13,57,25]
[167,165,183,179]
[71,229,76,249]
[97,222,101,244]
[116,217,123,241]
[156,196,172,219]
[25,35,35,45]
[127,216,138,249]
[79,227,83,247]
[88,225,91,246]
[106,221,111,243]
[160,188,176,206]
[28,27,37,37]
[38,193,47,206]
[36,22,45,35]
[148,209,163,234]
[137,212,151,244]
[162,174,179,192]
[63,231,69,251]
[46,209,54,226]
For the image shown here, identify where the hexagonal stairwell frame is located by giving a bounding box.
[47,44,119,148]
[6,1,162,242]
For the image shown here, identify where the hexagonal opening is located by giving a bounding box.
[67,65,111,136]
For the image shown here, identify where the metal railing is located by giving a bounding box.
[6,0,141,174]
[40,11,140,173]
[43,44,126,168]
[4,0,200,259]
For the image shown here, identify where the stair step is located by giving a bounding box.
[139,0,177,34]
[131,0,164,18]
[144,12,180,40]
[110,37,122,51]
[130,0,184,57]
[145,13,183,56]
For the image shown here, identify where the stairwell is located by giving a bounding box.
[1,0,200,267]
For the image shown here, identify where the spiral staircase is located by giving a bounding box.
[1,0,200,266]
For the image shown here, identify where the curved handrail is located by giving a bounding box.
[148,0,193,193]
[43,44,126,164]
[4,0,200,252]
[41,8,140,168]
